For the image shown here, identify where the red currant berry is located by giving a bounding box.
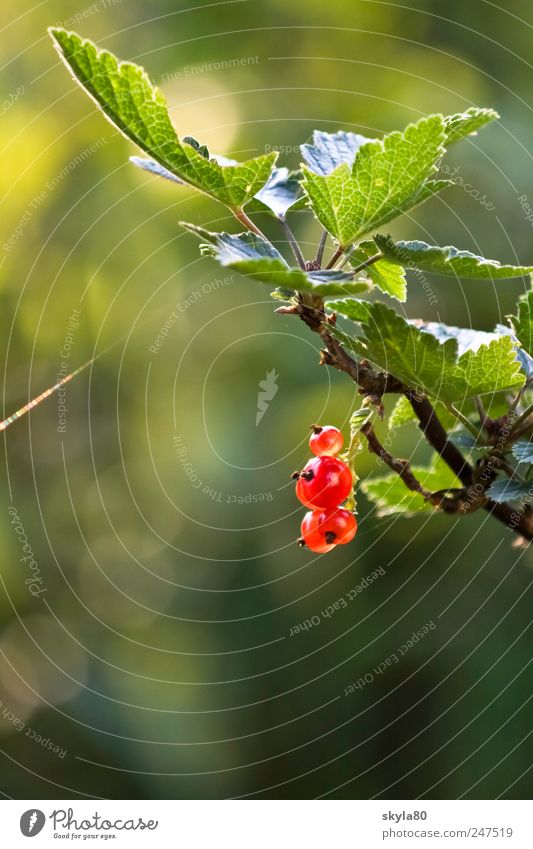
[294,456,352,510]
[307,507,358,546]
[309,425,344,457]
[298,512,336,554]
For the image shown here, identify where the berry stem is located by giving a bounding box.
[314,229,328,267]
[325,246,345,269]
[361,421,434,502]
[350,251,384,275]
[280,219,306,269]
[232,207,267,238]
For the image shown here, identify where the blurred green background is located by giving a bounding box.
[0,0,531,800]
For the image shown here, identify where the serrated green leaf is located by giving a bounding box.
[410,320,500,354]
[361,459,460,516]
[351,240,407,301]
[388,395,458,430]
[181,224,371,296]
[354,303,455,395]
[443,107,499,145]
[451,339,525,400]
[512,441,533,465]
[132,156,302,219]
[496,324,533,378]
[49,28,276,209]
[326,302,525,401]
[354,303,524,402]
[301,115,448,247]
[486,478,532,503]
[325,298,372,322]
[389,395,416,428]
[418,321,532,387]
[509,290,533,357]
[375,235,533,279]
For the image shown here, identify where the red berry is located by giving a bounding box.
[299,512,336,554]
[307,508,358,546]
[309,425,344,457]
[295,456,352,510]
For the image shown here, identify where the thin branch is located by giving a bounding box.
[350,252,384,276]
[474,395,490,431]
[361,422,476,514]
[315,229,328,268]
[510,401,533,437]
[405,392,473,487]
[510,375,533,413]
[325,247,345,269]
[318,324,405,395]
[509,419,533,442]
[406,393,532,539]
[232,207,267,238]
[281,299,533,541]
[338,249,354,270]
[280,218,306,269]
[446,403,483,439]
[494,457,528,485]
[361,422,432,499]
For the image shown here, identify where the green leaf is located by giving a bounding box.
[353,303,524,402]
[49,28,276,209]
[448,432,486,451]
[388,395,458,431]
[351,240,407,301]
[443,107,499,145]
[349,409,371,429]
[410,320,500,354]
[340,407,370,514]
[270,287,296,302]
[362,459,460,516]
[486,478,532,503]
[438,337,525,400]
[131,157,302,219]
[300,130,372,175]
[375,235,533,279]
[512,441,533,465]
[181,224,371,296]
[327,302,525,402]
[420,321,533,384]
[496,325,533,378]
[509,290,533,357]
[325,298,372,322]
[301,115,448,247]
[130,156,183,184]
[246,168,302,219]
[389,395,416,428]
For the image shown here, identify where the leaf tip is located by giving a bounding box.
[48,25,73,49]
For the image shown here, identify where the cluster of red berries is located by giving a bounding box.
[293,425,357,554]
